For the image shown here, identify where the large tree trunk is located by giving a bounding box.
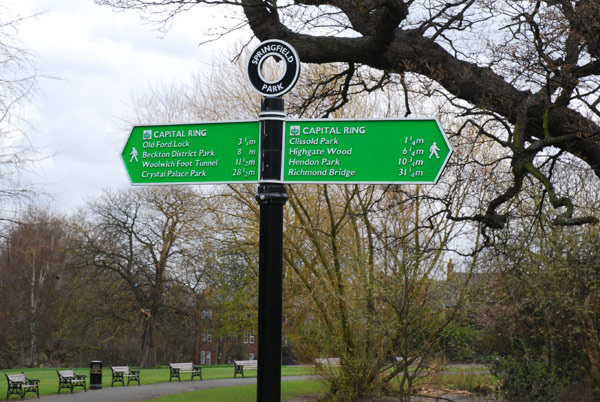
[140,319,156,368]
[29,265,37,368]
[584,290,600,389]
[29,319,36,368]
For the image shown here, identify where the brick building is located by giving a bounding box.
[194,307,258,365]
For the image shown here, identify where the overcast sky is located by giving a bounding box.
[7,0,241,213]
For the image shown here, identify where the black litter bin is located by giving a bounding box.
[90,360,102,389]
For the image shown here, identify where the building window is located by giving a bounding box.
[201,351,212,365]
[249,353,255,360]
[249,330,255,344]
[244,330,248,344]
[202,310,212,319]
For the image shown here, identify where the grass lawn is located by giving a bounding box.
[0,365,315,399]
[147,380,327,402]
[417,372,498,395]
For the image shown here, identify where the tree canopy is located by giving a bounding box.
[95,0,600,230]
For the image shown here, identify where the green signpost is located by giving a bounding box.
[121,121,260,184]
[120,40,454,402]
[121,119,451,185]
[284,119,452,184]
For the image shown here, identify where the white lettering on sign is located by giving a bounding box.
[288,148,324,157]
[321,158,341,166]
[142,161,175,168]
[191,170,207,177]
[251,44,295,65]
[344,126,365,134]
[327,147,353,155]
[154,130,186,138]
[168,170,189,177]
[146,129,207,138]
[142,171,166,179]
[171,150,197,158]
[261,83,284,93]
[329,168,356,178]
[299,126,366,135]
[288,168,328,176]
[288,158,321,166]
[289,137,319,145]
[188,129,207,137]
[176,160,193,167]
[143,151,170,158]
[302,127,341,135]
[320,137,339,145]
[195,160,219,167]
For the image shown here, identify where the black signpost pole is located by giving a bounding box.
[247,39,300,402]
[256,96,287,402]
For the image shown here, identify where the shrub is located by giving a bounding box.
[489,354,568,401]
[441,323,485,363]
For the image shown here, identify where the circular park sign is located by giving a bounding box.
[247,39,300,97]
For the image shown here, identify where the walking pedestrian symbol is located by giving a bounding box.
[130,147,139,163]
[429,142,440,159]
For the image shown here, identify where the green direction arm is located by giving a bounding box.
[121,121,260,184]
[283,119,452,184]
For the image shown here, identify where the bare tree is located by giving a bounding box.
[0,206,65,367]
[0,10,43,211]
[72,186,208,367]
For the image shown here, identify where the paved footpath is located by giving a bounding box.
[38,376,313,402]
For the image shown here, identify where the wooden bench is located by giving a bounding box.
[110,366,140,386]
[315,357,341,367]
[234,360,258,378]
[5,372,39,400]
[168,362,202,381]
[57,369,87,393]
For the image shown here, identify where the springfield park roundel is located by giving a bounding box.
[247,39,301,97]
